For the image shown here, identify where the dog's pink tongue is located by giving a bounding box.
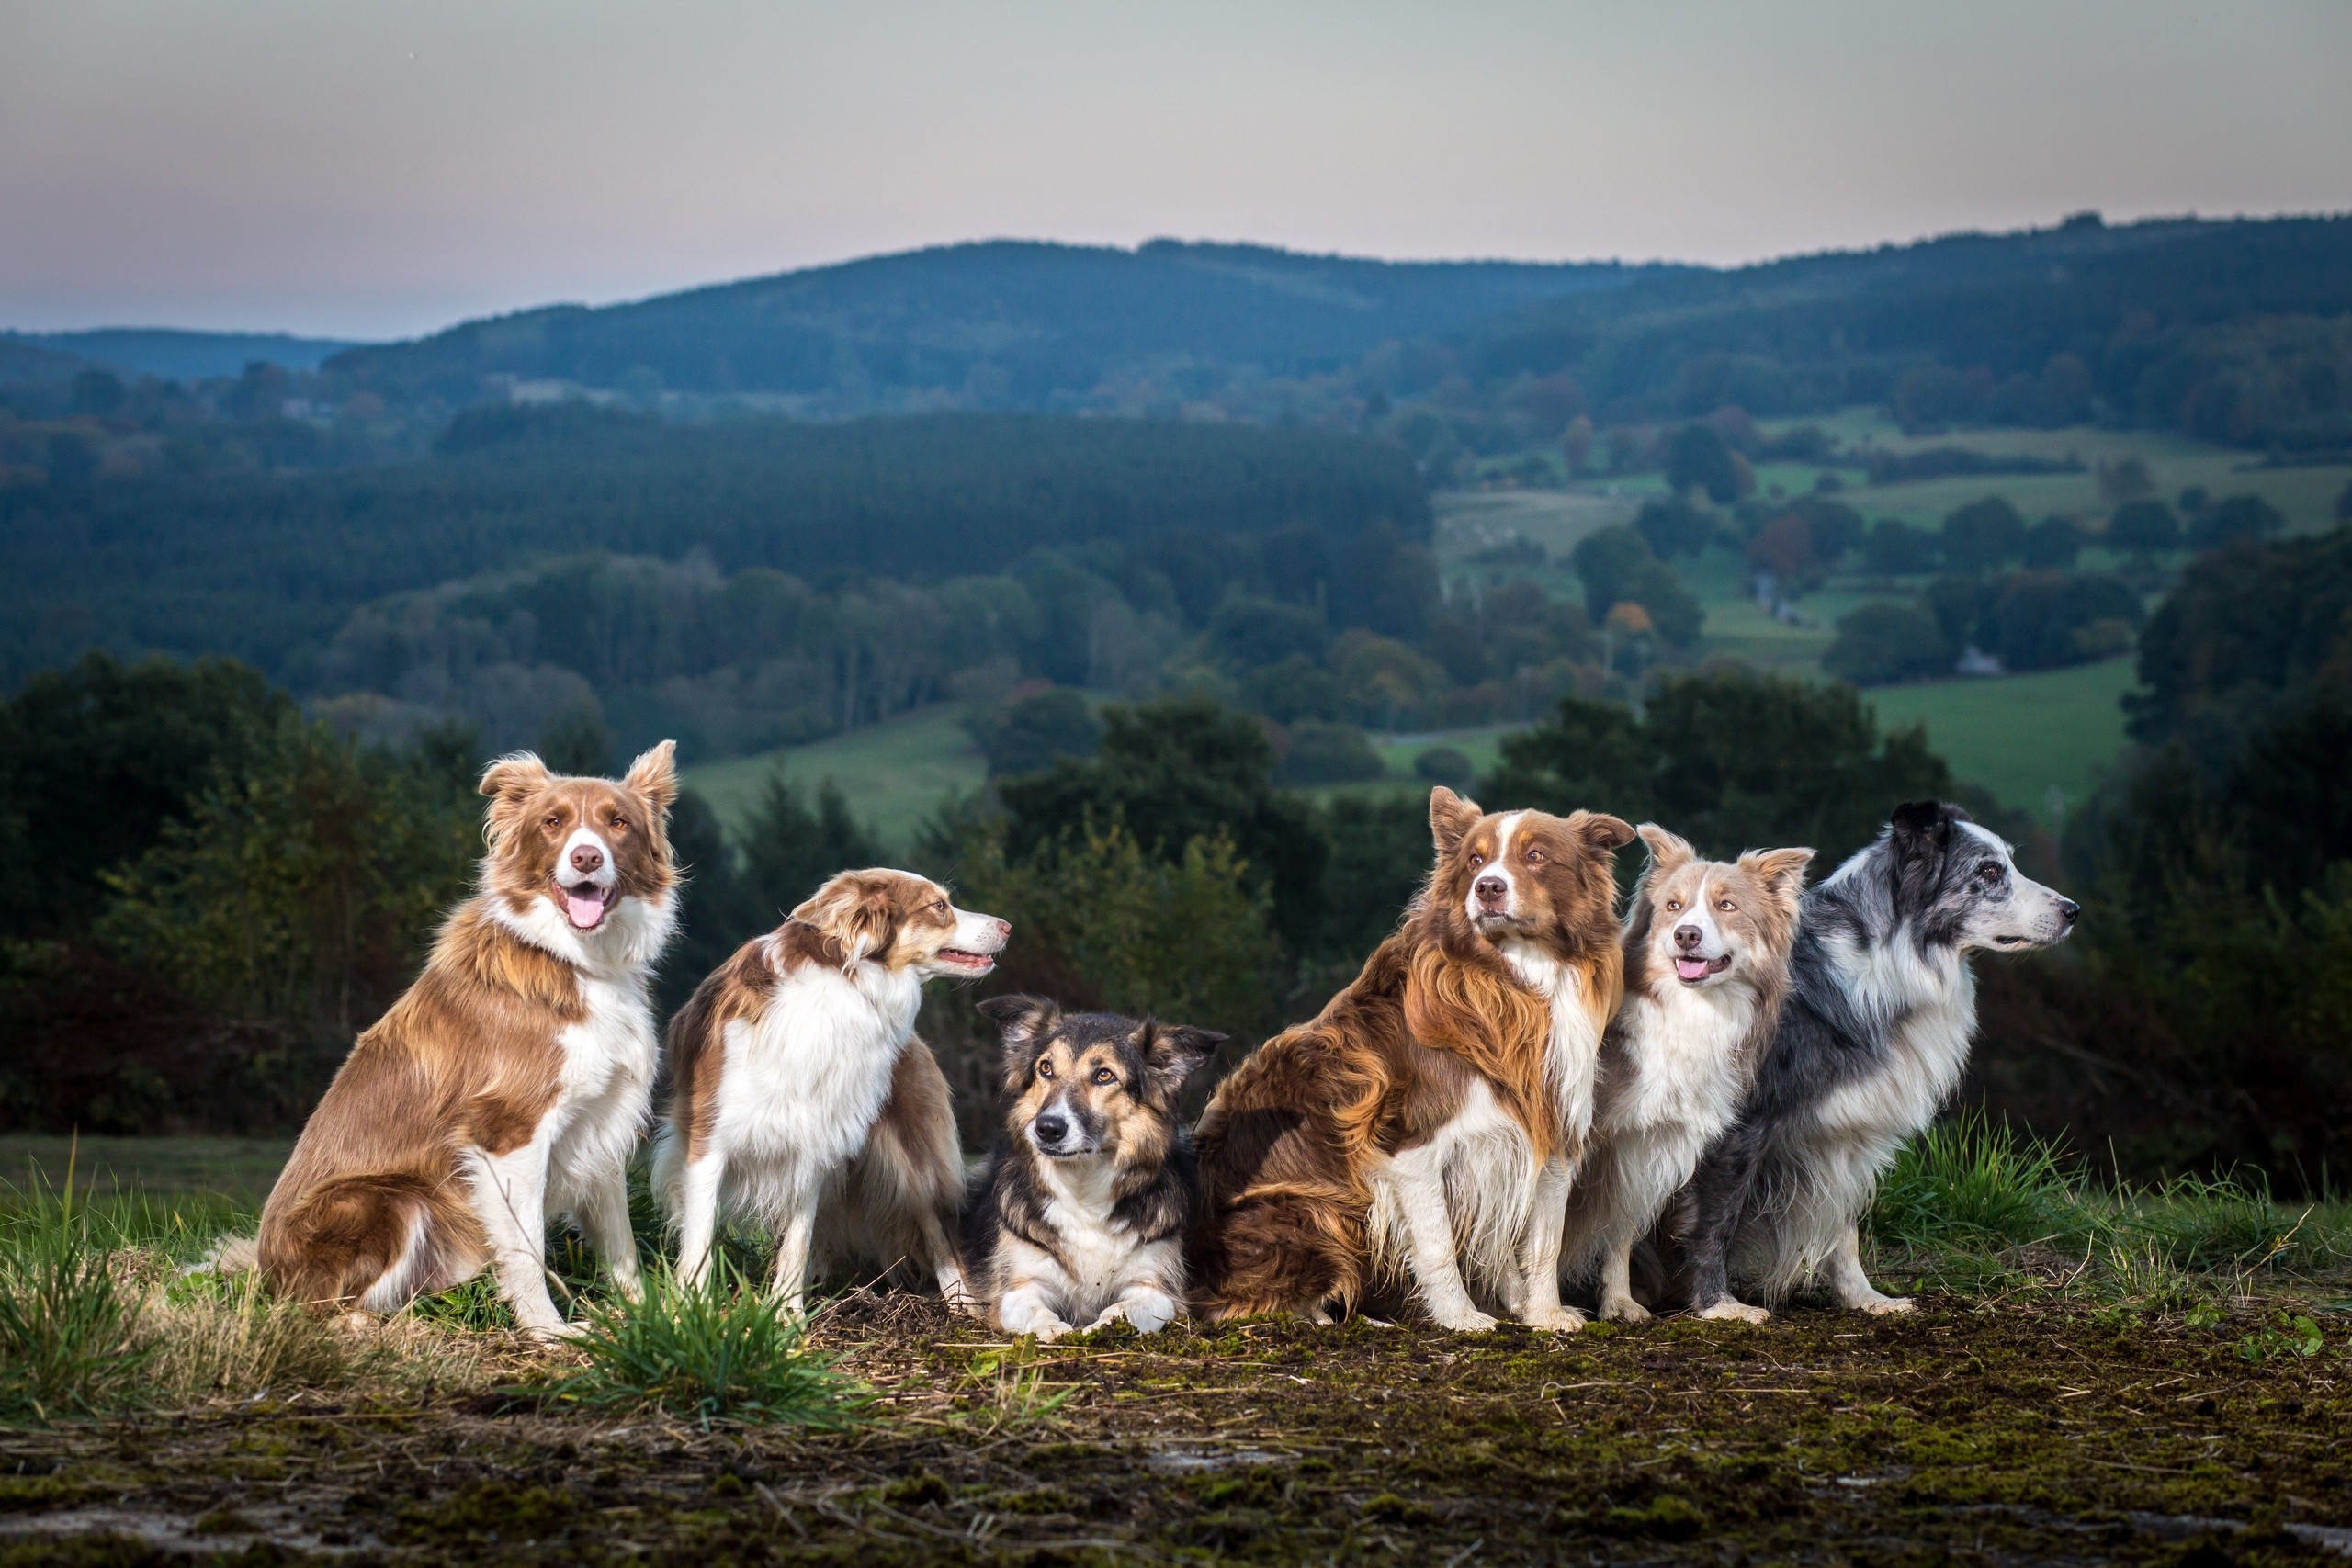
[1675,957,1713,981]
[565,887,608,930]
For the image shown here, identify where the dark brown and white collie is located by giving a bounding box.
[653,869,1008,1314]
[1190,787,1633,1332]
[959,997,1220,1341]
[254,745,681,1336]
[1558,826,1808,1321]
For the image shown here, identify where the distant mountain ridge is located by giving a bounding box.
[324,238,1659,411]
[6,328,367,381]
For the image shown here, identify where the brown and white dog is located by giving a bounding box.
[1558,827,1808,1321]
[254,745,681,1335]
[1190,787,1633,1331]
[653,869,1009,1313]
[959,998,1219,1341]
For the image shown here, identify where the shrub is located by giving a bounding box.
[1824,600,1951,686]
[1282,722,1384,786]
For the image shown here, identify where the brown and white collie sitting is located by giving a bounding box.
[1190,787,1634,1332]
[653,869,1009,1314]
[1558,827,1809,1322]
[254,745,681,1336]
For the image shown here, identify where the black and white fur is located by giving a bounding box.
[960,998,1218,1343]
[1673,801,2077,1322]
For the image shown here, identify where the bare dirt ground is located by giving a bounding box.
[4,1281,2349,1566]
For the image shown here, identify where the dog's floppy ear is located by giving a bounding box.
[622,739,678,815]
[478,752,552,852]
[978,994,1059,1083]
[791,871,897,966]
[1137,1021,1224,1094]
[1575,811,1638,855]
[1738,846,1815,907]
[1430,786,1483,857]
[1637,823,1695,873]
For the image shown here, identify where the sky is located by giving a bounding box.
[4,0,2348,342]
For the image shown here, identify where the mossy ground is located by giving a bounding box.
[3,1264,2349,1566]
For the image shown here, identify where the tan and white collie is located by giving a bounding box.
[654,869,1008,1313]
[254,745,681,1335]
[960,997,1219,1342]
[1559,827,1808,1321]
[1190,787,1633,1332]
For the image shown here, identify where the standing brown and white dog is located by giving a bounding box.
[1190,787,1633,1331]
[1558,827,1808,1321]
[254,745,681,1335]
[654,869,1009,1313]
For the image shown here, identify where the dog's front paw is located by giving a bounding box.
[1854,1293,1915,1316]
[1599,1293,1653,1325]
[1695,1298,1770,1325]
[1432,1305,1499,1333]
[526,1320,587,1343]
[1523,1305,1586,1334]
[1024,1316,1077,1344]
[1085,1303,1130,1333]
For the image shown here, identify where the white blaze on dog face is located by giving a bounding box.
[1630,825,1811,990]
[1428,787,1633,946]
[1951,821,2079,953]
[480,743,677,933]
[791,868,1010,977]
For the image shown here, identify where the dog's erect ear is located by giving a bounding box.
[791,871,898,966]
[978,994,1059,1079]
[478,752,551,852]
[1637,823,1695,873]
[1430,787,1483,857]
[1576,811,1638,855]
[1739,846,1815,907]
[1889,800,1957,849]
[1138,1021,1224,1093]
[623,740,678,815]
[1887,801,1958,915]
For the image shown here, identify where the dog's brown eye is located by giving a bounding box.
[1525,848,1546,865]
[1092,1067,1117,1087]
[932,899,949,915]
[1036,1059,1054,1080]
[1664,899,1680,911]
[610,814,628,830]
[543,813,561,829]
[1468,852,1485,867]
[1718,898,1736,911]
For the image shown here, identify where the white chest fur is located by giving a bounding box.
[715,959,922,1172]
[1498,940,1602,1151]
[1603,979,1754,1139]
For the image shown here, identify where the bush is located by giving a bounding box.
[1412,746,1474,786]
[1861,518,1939,576]
[1824,601,1952,685]
[1282,721,1384,785]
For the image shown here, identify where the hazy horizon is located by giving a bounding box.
[6,0,2348,341]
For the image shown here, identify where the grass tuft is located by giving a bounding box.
[0,1171,155,1425]
[1870,1111,2087,1252]
[537,1264,869,1430]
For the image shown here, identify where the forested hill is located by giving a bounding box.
[6,329,367,380]
[0,407,1431,704]
[322,240,1655,411]
[1458,214,2352,443]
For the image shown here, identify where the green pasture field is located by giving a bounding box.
[684,703,988,850]
[1868,657,2137,824]
[0,1134,290,1209]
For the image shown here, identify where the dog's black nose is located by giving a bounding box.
[1474,876,1508,906]
[1674,924,1702,951]
[1035,1114,1069,1145]
[570,843,605,874]
[2058,897,2080,926]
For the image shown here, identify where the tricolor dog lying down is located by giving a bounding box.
[253,745,681,1335]
[655,869,1009,1313]
[959,998,1221,1341]
[1190,787,1634,1331]
[1558,827,1809,1322]
[1669,801,2078,1322]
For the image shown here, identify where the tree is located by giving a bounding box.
[2106,498,2179,555]
[2097,455,2155,506]
[1824,601,1952,685]
[997,694,1327,949]
[1281,721,1385,785]
[2336,477,2352,525]
[1633,497,1714,559]
[654,788,771,1016]
[1665,423,1749,504]
[1982,571,2143,671]
[740,774,882,920]
[1570,525,1655,622]
[2020,515,2082,570]
[1487,667,1954,865]
[2186,493,2285,553]
[1940,496,2029,573]
[1613,558,1704,647]
[1747,513,1819,596]
[1862,519,1939,576]
[966,687,1101,776]
[1206,596,1329,672]
[536,703,615,775]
